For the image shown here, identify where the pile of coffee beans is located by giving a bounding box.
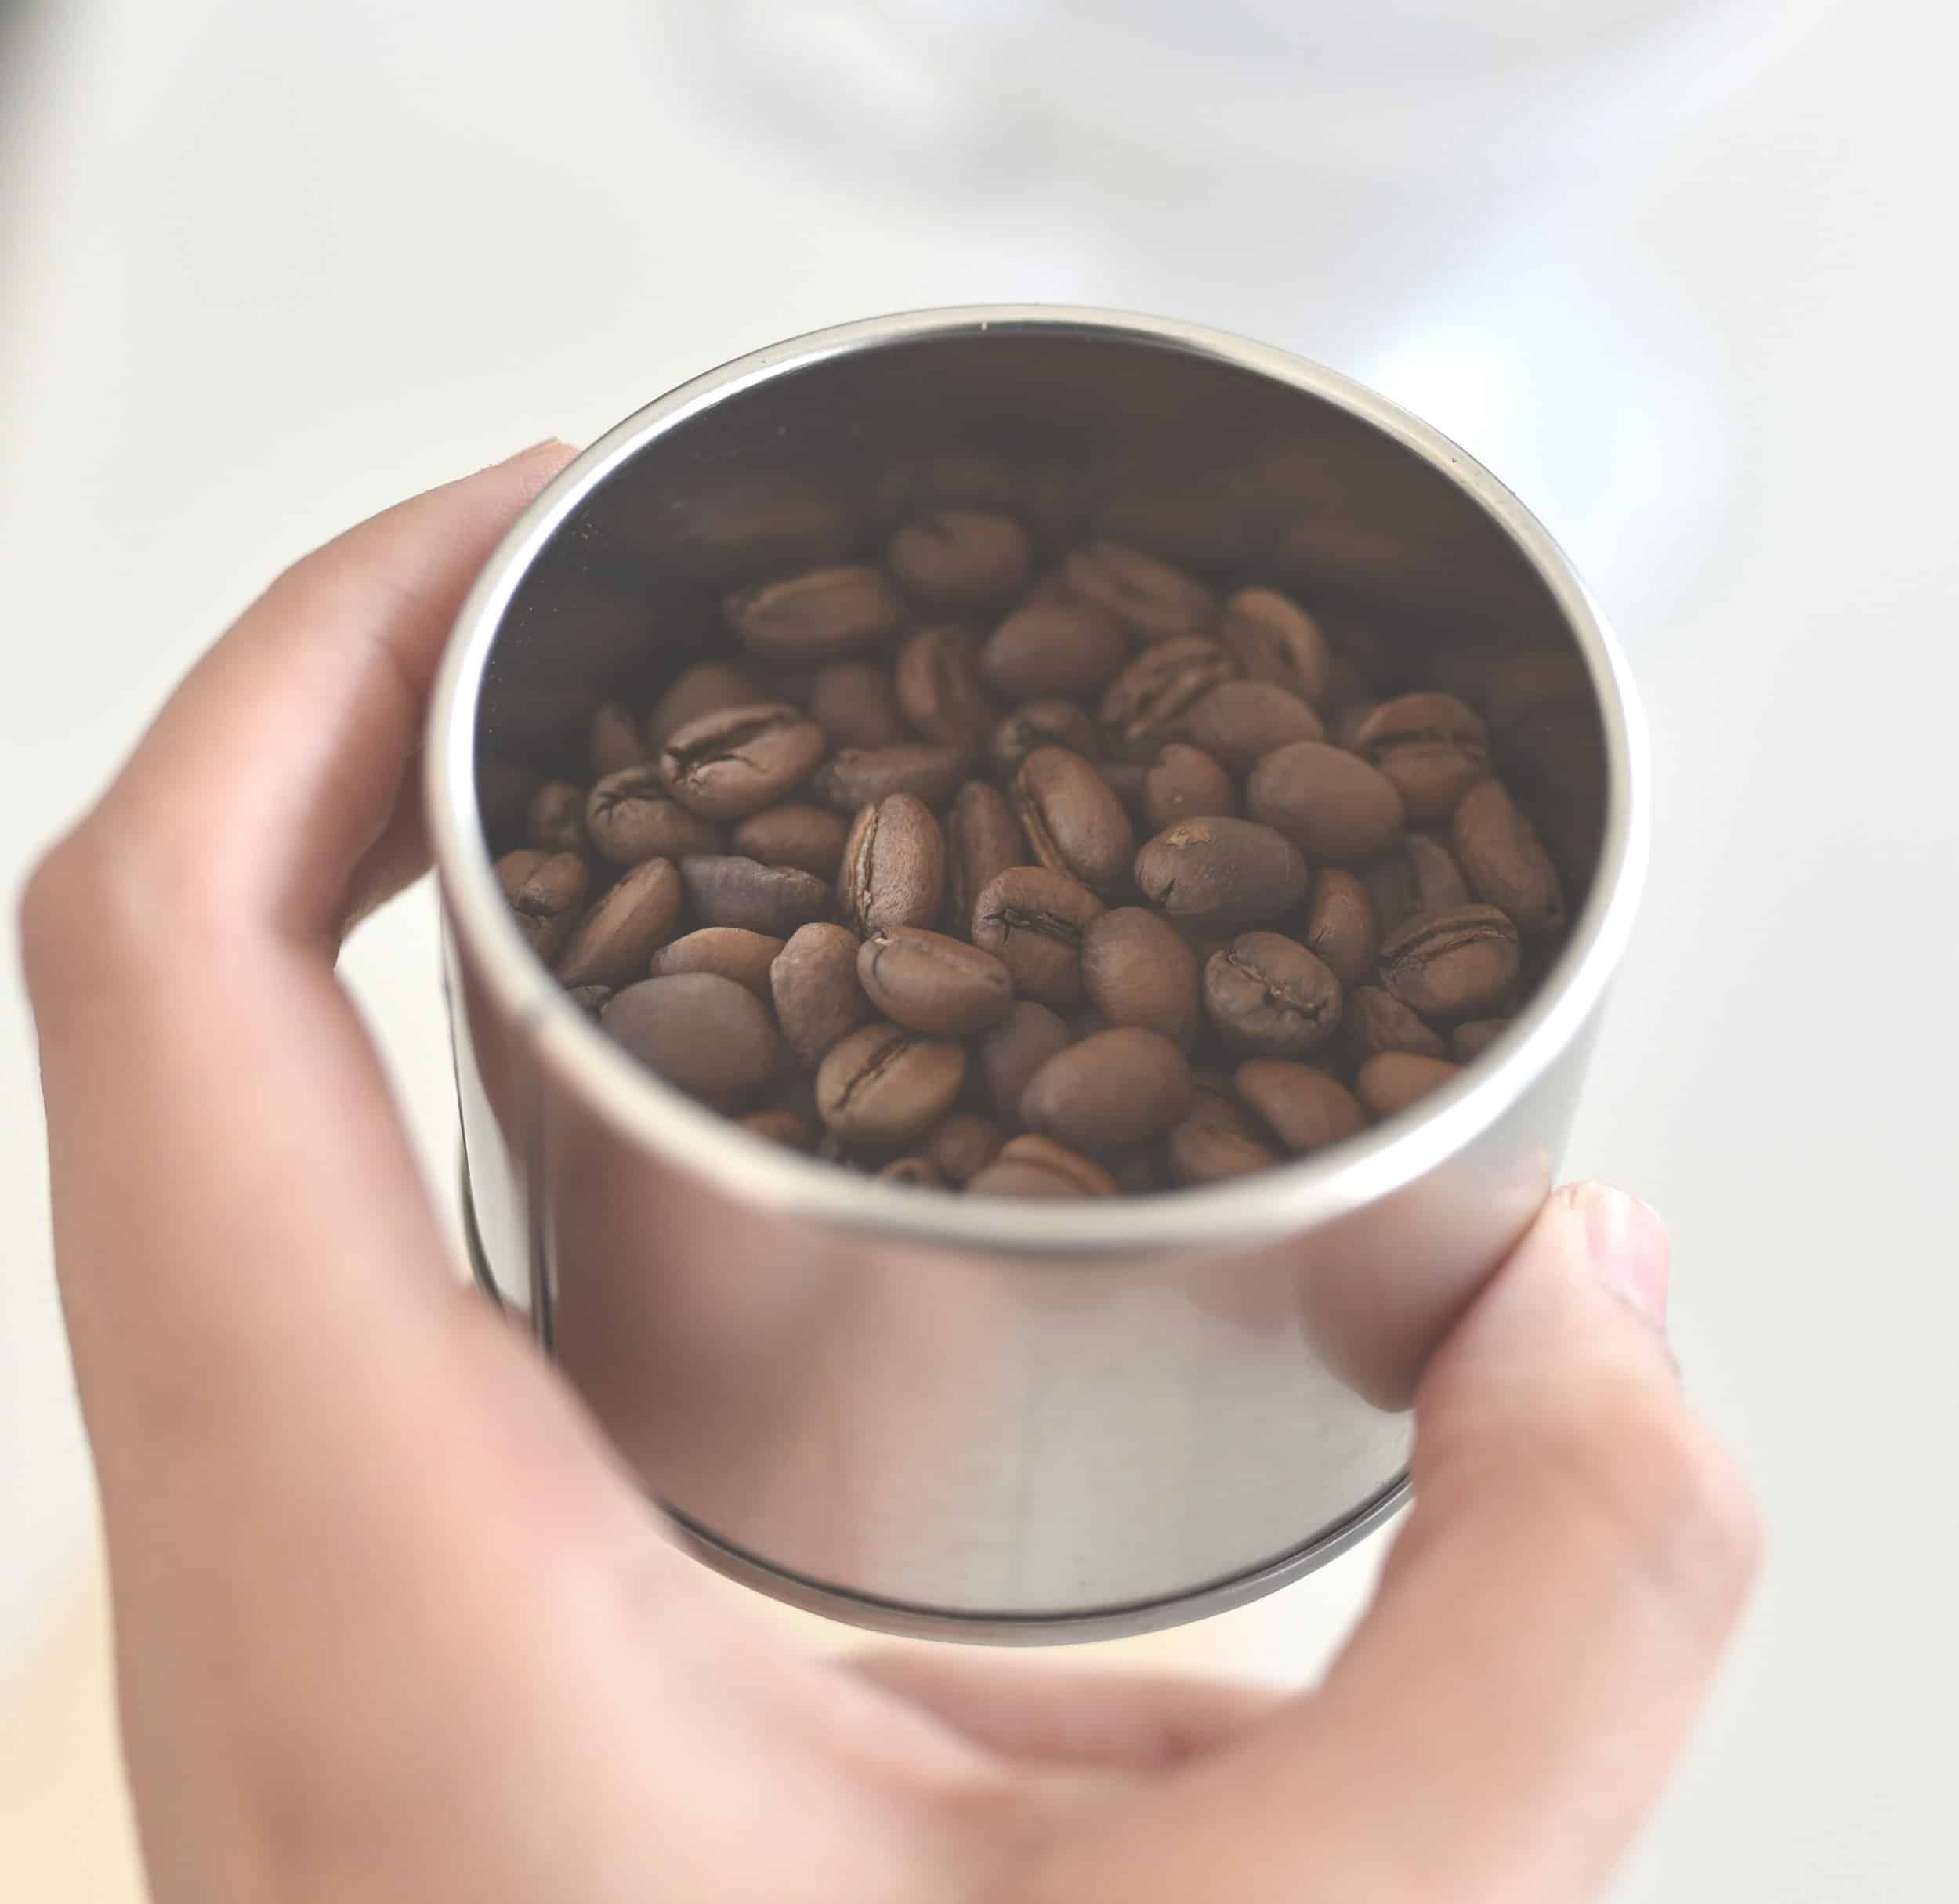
[491,511,1576,1197]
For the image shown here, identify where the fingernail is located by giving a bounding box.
[1578,1185,1669,1333]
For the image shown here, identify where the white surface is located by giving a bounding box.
[2,2,1956,1898]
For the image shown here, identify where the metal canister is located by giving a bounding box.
[425,307,1646,1642]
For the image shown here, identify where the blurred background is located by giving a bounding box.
[2,0,1953,1896]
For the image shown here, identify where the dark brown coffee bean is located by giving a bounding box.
[1099,637,1237,754]
[1345,986,1450,1061]
[588,700,648,779]
[896,624,995,747]
[858,927,1013,1036]
[494,847,549,902]
[1352,692,1491,820]
[1021,1028,1193,1155]
[1134,818,1309,929]
[1233,1061,1367,1155]
[1303,869,1379,992]
[838,792,946,936]
[1064,541,1217,643]
[1179,682,1325,773]
[1011,747,1135,898]
[659,703,827,820]
[1453,1019,1512,1062]
[806,661,907,751]
[878,1154,947,1188]
[889,509,1031,608]
[988,700,1100,779]
[1204,932,1343,1057]
[650,927,786,997]
[724,565,905,663]
[586,766,725,867]
[979,1000,1074,1126]
[813,743,969,813]
[1167,1120,1276,1185]
[945,780,1027,934]
[970,867,1105,1007]
[1247,741,1406,865]
[556,856,682,987]
[925,1113,1005,1185]
[739,1108,817,1151]
[1143,744,1235,831]
[565,983,614,1018]
[603,972,777,1109]
[1218,586,1333,707]
[816,1021,967,1146]
[730,803,850,881]
[771,922,871,1066]
[1356,1052,1460,1118]
[1453,779,1567,936]
[647,662,769,747]
[968,1133,1117,1197]
[1381,904,1521,1019]
[679,855,830,936]
[1080,907,1200,1047]
[980,598,1129,703]
[525,780,586,854]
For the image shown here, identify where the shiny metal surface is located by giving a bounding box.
[425,306,1647,1637]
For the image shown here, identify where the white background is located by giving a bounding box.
[2,1,1955,1897]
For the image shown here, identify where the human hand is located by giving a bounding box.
[20,446,1759,1904]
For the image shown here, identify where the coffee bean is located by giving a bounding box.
[1352,692,1490,820]
[1143,744,1235,831]
[771,922,871,1066]
[1204,932,1342,1057]
[838,792,947,936]
[1064,541,1217,643]
[1361,831,1472,937]
[1302,868,1379,992]
[556,856,682,987]
[1380,903,1520,1019]
[729,803,850,881]
[1356,1052,1460,1118]
[495,847,549,902]
[980,598,1129,703]
[813,743,969,813]
[945,780,1027,934]
[586,766,725,867]
[924,1113,1005,1185]
[1247,741,1406,865]
[1218,586,1333,707]
[967,1133,1117,1197]
[888,509,1031,608]
[988,700,1100,779]
[1020,1027,1193,1155]
[896,624,995,747]
[970,866,1104,1006]
[1099,637,1237,754]
[1167,1120,1276,1185]
[565,983,614,1018]
[1179,682,1325,772]
[1453,1018,1512,1061]
[1011,747,1135,897]
[650,926,786,997]
[660,703,827,820]
[1452,779,1567,937]
[588,700,648,779]
[978,1000,1074,1126]
[526,780,586,854]
[603,972,777,1109]
[1345,986,1450,1061]
[806,660,907,751]
[1080,907,1201,1047]
[647,661,768,747]
[816,1021,967,1146]
[1134,818,1309,929]
[739,1108,817,1151]
[679,855,830,936]
[1233,1061,1367,1155]
[725,565,906,663]
[1185,1069,1264,1138]
[858,927,1013,1036]
[878,1154,947,1188]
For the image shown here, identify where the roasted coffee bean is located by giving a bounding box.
[989,700,1099,778]
[588,700,648,779]
[838,792,947,936]
[525,780,587,856]
[659,703,827,820]
[1080,907,1201,1047]
[495,847,549,902]
[925,1113,1005,1185]
[1233,1061,1367,1155]
[1020,1028,1193,1155]
[980,598,1129,703]
[888,509,1031,608]
[556,856,682,988]
[1167,1120,1276,1185]
[1186,1069,1263,1138]
[813,743,968,813]
[1352,692,1490,820]
[1381,904,1521,1018]
[858,927,1013,1036]
[730,803,850,881]
[1179,681,1324,772]
[1012,747,1135,897]
[1361,831,1471,937]
[1142,744,1235,831]
[945,780,1027,933]
[1218,586,1333,707]
[679,855,830,936]
[896,624,995,747]
[878,1154,947,1188]
[586,766,725,867]
[1453,778,1567,937]
[1134,818,1309,929]
[978,1000,1074,1127]
[739,1108,817,1150]
[647,661,768,747]
[968,1133,1117,1197]
[816,1022,967,1146]
[1356,1052,1460,1118]
[565,983,614,1018]
[771,922,871,1066]
[1247,741,1406,865]
[1064,541,1217,643]
[1453,1018,1512,1061]
[1345,986,1450,1061]
[725,565,905,663]
[806,660,907,751]
[603,972,777,1109]
[1204,932,1343,1057]
[971,866,1104,1007]
[1099,638,1237,753]
[650,926,786,997]
[1302,868,1379,993]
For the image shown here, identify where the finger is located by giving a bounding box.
[1026,1186,1761,1904]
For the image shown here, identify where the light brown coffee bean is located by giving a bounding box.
[1453,778,1567,936]
[858,928,1013,1036]
[1303,868,1379,992]
[889,509,1031,608]
[1179,681,1325,772]
[724,565,905,663]
[1143,744,1235,831]
[1020,1028,1193,1155]
[980,599,1129,704]
[660,703,827,820]
[771,922,871,1066]
[603,972,777,1109]
[650,927,786,997]
[925,1113,1005,1185]
[806,661,907,751]
[1167,1120,1276,1185]
[1345,986,1450,1061]
[1247,741,1406,865]
[1133,818,1309,929]
[1454,1018,1512,1061]
[588,700,648,778]
[967,1133,1117,1197]
[647,662,768,747]
[838,793,947,936]
[816,1022,967,1146]
[526,780,586,854]
[1064,541,1217,643]
[989,700,1100,779]
[878,1155,947,1188]
[1080,907,1201,1047]
[586,766,724,867]
[1099,637,1237,754]
[1352,691,1491,820]
[1218,586,1333,707]
[1381,904,1521,1018]
[813,743,969,813]
[971,866,1105,1007]
[495,847,549,902]
[1204,932,1343,1057]
[729,803,850,881]
[896,624,995,747]
[1356,1052,1460,1118]
[945,780,1027,935]
[1012,747,1135,897]
[556,856,682,987]
[679,855,830,936]
[1233,1061,1367,1155]
[978,1000,1074,1126]
[739,1108,817,1150]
